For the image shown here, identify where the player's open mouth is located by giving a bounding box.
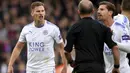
[39,16,43,19]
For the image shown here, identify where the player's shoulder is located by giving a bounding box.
[21,22,34,32]
[114,14,129,27]
[45,20,59,29]
[24,22,33,28]
[114,14,126,21]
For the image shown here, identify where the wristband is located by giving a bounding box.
[114,64,120,68]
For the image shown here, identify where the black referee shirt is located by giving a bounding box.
[64,17,117,64]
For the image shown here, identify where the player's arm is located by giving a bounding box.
[57,43,68,73]
[8,42,25,66]
[114,24,130,53]
[8,26,26,73]
[53,27,67,73]
[8,42,25,73]
[57,42,68,68]
[117,42,130,53]
[104,27,120,69]
[111,46,120,67]
[116,27,130,53]
[114,16,130,53]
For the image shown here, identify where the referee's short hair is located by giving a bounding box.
[121,0,130,11]
[99,1,115,17]
[78,0,94,15]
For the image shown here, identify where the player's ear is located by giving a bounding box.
[109,11,113,16]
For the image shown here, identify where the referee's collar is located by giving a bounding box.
[82,17,92,19]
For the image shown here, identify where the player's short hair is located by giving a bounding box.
[30,1,44,11]
[78,1,94,14]
[99,1,115,17]
[121,0,130,11]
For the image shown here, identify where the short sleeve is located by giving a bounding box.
[53,27,63,44]
[64,28,75,53]
[18,27,26,42]
[118,26,130,43]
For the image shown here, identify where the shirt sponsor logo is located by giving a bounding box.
[28,42,44,52]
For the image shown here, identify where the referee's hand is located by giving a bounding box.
[112,68,120,73]
[70,61,76,68]
[8,65,14,73]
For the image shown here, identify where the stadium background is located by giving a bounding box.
[0,0,129,73]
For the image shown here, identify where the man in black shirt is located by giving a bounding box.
[64,0,120,73]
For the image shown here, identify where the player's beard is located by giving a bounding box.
[34,15,45,27]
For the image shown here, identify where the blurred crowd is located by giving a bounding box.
[0,0,122,73]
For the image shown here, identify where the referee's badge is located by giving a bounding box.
[43,30,48,35]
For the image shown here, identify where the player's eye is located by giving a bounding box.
[36,10,40,12]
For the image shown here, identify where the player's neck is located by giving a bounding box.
[103,17,114,27]
[34,20,45,28]
[122,11,130,21]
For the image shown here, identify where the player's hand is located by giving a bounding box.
[112,68,120,73]
[8,65,14,73]
[61,65,67,73]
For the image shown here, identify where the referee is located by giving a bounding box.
[64,0,120,73]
